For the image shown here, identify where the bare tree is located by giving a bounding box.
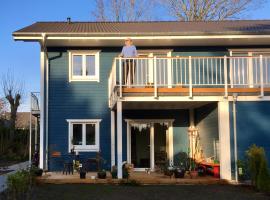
[1,70,24,138]
[163,0,265,21]
[0,98,7,118]
[92,0,106,21]
[92,0,157,21]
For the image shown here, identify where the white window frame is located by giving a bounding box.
[67,119,101,152]
[69,50,100,82]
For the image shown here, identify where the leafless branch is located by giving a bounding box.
[163,0,266,21]
[91,0,157,21]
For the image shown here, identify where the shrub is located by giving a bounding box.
[119,179,141,186]
[246,144,270,192]
[7,169,35,200]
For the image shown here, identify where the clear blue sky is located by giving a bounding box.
[1,0,270,111]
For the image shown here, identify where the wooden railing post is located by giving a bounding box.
[119,57,123,98]
[224,56,228,98]
[154,56,158,98]
[260,55,264,97]
[189,56,192,98]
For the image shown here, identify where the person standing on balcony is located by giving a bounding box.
[120,38,137,85]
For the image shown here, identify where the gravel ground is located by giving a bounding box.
[8,184,266,200]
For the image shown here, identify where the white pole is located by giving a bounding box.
[35,117,38,151]
[117,101,123,179]
[111,110,115,168]
[233,94,238,182]
[29,94,32,166]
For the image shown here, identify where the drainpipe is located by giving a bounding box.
[233,93,238,182]
[41,33,49,171]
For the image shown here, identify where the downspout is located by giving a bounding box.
[41,33,49,171]
[233,93,238,182]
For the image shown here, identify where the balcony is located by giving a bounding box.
[30,92,40,116]
[108,56,270,107]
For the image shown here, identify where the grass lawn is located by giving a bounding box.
[26,184,269,200]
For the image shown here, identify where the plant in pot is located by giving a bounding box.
[122,163,130,179]
[164,162,175,178]
[30,166,43,177]
[111,165,117,179]
[79,167,86,179]
[97,169,107,179]
[174,163,186,178]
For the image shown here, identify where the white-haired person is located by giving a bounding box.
[120,38,137,85]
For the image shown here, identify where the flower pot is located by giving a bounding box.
[80,172,86,179]
[190,170,198,178]
[35,169,43,177]
[97,171,107,179]
[174,168,185,178]
[164,167,174,177]
[111,171,117,179]
[197,166,206,177]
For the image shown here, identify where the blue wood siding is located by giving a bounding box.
[229,101,270,179]
[47,48,119,170]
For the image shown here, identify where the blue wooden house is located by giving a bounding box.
[13,20,270,180]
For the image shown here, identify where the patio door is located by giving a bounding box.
[128,120,174,171]
[131,123,151,169]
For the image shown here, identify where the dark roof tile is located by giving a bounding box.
[13,20,270,36]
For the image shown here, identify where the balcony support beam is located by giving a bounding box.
[111,110,115,168]
[117,101,123,179]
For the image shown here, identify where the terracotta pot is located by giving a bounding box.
[190,170,198,178]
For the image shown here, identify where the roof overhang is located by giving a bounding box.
[13,33,270,47]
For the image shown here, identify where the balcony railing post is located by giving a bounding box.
[189,56,192,98]
[224,56,228,98]
[119,57,123,98]
[154,56,158,98]
[260,55,264,97]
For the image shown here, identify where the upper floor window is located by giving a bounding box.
[69,51,100,82]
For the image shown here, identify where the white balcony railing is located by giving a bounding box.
[109,56,270,107]
[31,92,40,113]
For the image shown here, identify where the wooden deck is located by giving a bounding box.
[37,171,228,185]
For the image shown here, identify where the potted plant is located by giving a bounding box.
[79,168,86,179]
[30,166,43,177]
[97,169,107,179]
[164,166,174,178]
[189,159,198,178]
[111,166,117,179]
[174,167,185,178]
[122,163,130,179]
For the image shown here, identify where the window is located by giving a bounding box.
[69,51,100,82]
[67,119,101,152]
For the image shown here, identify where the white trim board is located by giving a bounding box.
[13,34,270,41]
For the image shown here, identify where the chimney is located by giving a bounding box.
[67,17,71,24]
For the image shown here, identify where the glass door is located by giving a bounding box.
[131,124,151,169]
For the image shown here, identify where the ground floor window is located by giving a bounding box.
[67,119,101,152]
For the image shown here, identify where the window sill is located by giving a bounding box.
[69,78,100,82]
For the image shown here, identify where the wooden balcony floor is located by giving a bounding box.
[119,87,270,96]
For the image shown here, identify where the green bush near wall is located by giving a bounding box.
[7,169,36,200]
[246,144,270,192]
